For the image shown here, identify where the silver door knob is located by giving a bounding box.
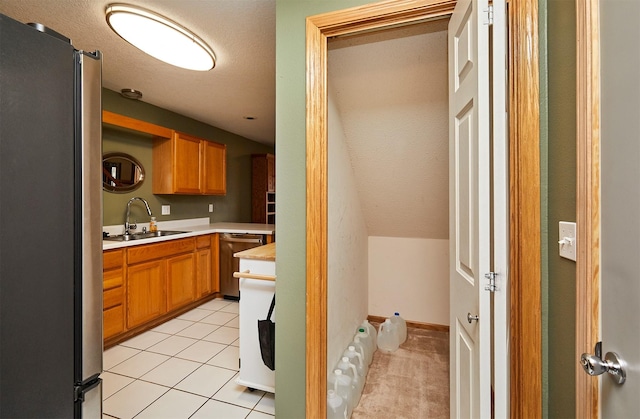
[467,313,479,323]
[580,342,626,384]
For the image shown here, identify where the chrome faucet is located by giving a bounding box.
[124,197,152,235]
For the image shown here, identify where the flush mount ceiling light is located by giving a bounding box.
[120,88,142,100]
[105,4,216,71]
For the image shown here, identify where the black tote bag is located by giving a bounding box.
[257,294,275,370]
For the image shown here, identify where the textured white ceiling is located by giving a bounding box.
[0,0,275,145]
[328,19,450,239]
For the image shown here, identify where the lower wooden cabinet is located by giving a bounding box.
[196,246,212,298]
[104,234,220,345]
[103,249,125,340]
[166,253,196,312]
[127,260,165,329]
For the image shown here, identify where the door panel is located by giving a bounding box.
[127,260,166,328]
[167,253,196,312]
[599,0,640,415]
[448,0,491,417]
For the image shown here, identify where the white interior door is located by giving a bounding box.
[598,0,640,415]
[448,0,491,417]
[490,1,509,417]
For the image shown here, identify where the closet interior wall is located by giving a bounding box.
[326,20,451,373]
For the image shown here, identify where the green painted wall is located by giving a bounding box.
[274,1,371,417]
[544,0,577,417]
[102,88,273,227]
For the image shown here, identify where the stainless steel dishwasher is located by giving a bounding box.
[219,233,264,299]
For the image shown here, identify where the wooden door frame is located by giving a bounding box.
[575,0,600,417]
[305,0,541,417]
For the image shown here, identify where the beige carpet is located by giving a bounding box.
[351,326,449,419]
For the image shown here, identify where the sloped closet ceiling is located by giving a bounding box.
[328,19,450,239]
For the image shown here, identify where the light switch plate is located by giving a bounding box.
[161,205,170,215]
[559,221,577,261]
[208,203,214,213]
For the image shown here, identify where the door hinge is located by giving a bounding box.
[484,5,494,26]
[484,272,498,292]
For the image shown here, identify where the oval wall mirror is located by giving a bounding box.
[103,152,145,193]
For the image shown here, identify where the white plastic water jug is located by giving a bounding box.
[361,319,377,343]
[356,328,374,353]
[337,356,364,406]
[390,312,407,344]
[327,389,348,419]
[343,345,367,377]
[328,369,354,417]
[353,332,373,365]
[377,318,399,352]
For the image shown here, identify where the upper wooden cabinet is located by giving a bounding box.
[103,112,227,196]
[202,140,227,194]
[153,131,227,195]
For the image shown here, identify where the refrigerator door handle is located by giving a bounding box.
[74,375,100,403]
[77,49,104,382]
[75,377,102,418]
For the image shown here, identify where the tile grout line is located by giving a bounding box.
[102,300,273,418]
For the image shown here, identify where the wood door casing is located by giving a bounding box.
[305,0,541,417]
[575,0,600,416]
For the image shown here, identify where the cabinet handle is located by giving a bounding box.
[233,270,276,281]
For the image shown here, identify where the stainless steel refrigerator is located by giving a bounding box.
[0,13,103,418]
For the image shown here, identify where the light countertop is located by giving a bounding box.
[234,242,276,261]
[103,218,275,250]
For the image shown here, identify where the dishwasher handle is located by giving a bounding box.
[220,234,263,244]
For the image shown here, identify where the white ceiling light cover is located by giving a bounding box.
[105,4,216,71]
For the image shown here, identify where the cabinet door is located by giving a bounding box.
[104,305,124,340]
[267,153,275,192]
[174,133,202,193]
[202,140,226,195]
[103,269,125,339]
[127,260,166,328]
[166,253,196,312]
[196,247,212,298]
[211,233,220,293]
[103,249,125,340]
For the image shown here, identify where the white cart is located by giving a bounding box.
[233,243,276,393]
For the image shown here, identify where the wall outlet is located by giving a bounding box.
[558,221,577,261]
[161,205,170,215]
[208,203,214,213]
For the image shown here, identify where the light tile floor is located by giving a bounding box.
[102,299,275,419]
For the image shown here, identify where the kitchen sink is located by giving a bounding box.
[103,230,189,241]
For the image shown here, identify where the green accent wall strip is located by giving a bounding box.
[546,0,577,418]
[275,1,372,417]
